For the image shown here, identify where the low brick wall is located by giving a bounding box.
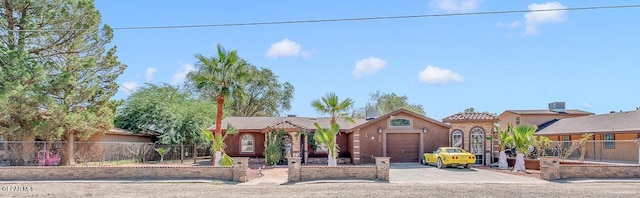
[300,166,377,180]
[0,157,251,182]
[287,157,390,182]
[539,157,640,180]
[559,165,640,179]
[0,166,233,181]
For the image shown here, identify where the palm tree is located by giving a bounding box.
[509,124,538,172]
[188,44,248,166]
[495,124,514,170]
[313,123,341,166]
[310,92,355,166]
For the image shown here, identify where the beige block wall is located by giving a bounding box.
[448,121,494,165]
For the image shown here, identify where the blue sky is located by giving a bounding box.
[96,0,640,120]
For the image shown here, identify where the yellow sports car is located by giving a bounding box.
[422,147,476,169]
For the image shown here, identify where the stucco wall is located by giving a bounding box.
[225,132,265,157]
[355,112,449,164]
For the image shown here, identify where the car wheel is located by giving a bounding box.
[464,164,472,169]
[437,158,444,169]
[420,157,426,165]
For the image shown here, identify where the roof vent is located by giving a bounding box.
[365,109,378,121]
[548,102,566,113]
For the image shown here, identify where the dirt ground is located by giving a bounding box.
[1,182,640,197]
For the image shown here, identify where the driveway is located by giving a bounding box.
[390,163,548,184]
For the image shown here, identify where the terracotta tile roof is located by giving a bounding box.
[504,110,593,115]
[442,112,498,123]
[536,110,640,135]
[207,117,367,131]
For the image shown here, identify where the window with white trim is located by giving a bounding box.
[451,130,463,148]
[604,134,615,149]
[240,134,254,153]
[562,135,571,149]
[389,117,412,127]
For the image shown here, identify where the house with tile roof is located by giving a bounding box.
[208,108,452,164]
[442,112,498,166]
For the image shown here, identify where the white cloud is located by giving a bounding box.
[418,65,463,85]
[353,57,387,79]
[583,102,591,109]
[145,67,157,82]
[430,0,481,13]
[170,64,194,85]
[524,2,567,35]
[496,21,521,29]
[120,81,139,94]
[266,39,302,58]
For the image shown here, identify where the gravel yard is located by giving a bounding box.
[1,182,640,198]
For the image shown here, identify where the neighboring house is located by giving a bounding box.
[209,108,451,164]
[536,110,640,162]
[498,102,593,128]
[443,112,498,166]
[86,128,156,143]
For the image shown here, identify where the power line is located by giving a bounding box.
[2,4,639,32]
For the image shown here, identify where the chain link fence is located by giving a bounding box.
[541,140,639,164]
[0,141,212,166]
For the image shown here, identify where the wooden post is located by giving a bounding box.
[142,144,145,163]
[193,144,197,164]
[180,143,184,164]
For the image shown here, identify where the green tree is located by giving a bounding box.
[187,44,248,166]
[508,124,537,172]
[353,91,425,118]
[311,92,356,125]
[225,65,294,117]
[310,92,355,166]
[1,1,126,165]
[0,48,49,139]
[464,107,476,113]
[114,84,215,145]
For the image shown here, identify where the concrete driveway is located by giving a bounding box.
[390,163,548,184]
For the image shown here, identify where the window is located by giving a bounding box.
[0,135,4,151]
[604,134,615,149]
[515,117,521,125]
[470,127,485,165]
[240,134,254,153]
[315,143,328,153]
[562,135,571,149]
[389,117,411,127]
[451,130,463,148]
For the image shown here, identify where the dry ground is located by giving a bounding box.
[1,182,640,198]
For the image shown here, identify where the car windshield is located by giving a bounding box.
[445,149,462,153]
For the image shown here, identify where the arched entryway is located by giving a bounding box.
[470,127,484,165]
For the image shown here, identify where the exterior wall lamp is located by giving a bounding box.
[422,127,428,134]
[377,127,383,134]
